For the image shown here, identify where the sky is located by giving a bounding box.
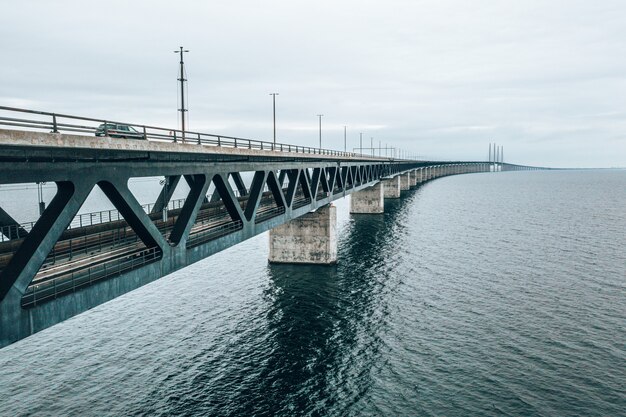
[1,0,625,167]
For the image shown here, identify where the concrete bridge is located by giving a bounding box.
[0,107,540,348]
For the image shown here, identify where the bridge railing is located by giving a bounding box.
[0,106,390,160]
[0,186,273,243]
[0,197,188,243]
[21,246,162,308]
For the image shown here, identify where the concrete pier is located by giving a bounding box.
[350,182,384,214]
[417,168,424,184]
[400,172,411,191]
[269,204,337,264]
[410,170,418,187]
[383,176,401,198]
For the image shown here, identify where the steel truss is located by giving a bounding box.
[4,141,494,347]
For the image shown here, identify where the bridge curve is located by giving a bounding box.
[0,110,541,348]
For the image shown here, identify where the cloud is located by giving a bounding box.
[1,0,625,167]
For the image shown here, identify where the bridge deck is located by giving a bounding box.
[0,129,391,163]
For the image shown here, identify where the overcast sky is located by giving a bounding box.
[2,0,625,167]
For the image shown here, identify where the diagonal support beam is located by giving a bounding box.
[266,171,286,209]
[298,169,312,200]
[244,171,268,221]
[98,181,166,250]
[311,167,322,197]
[278,170,287,189]
[230,172,248,197]
[284,170,299,207]
[212,174,244,222]
[185,174,209,205]
[151,175,181,214]
[0,206,28,240]
[326,167,337,193]
[0,181,93,300]
[168,174,211,245]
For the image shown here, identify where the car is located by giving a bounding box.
[95,123,145,140]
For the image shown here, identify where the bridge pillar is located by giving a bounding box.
[400,172,411,191]
[410,170,418,187]
[269,204,337,264]
[350,182,384,214]
[383,176,401,198]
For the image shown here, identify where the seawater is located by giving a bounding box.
[0,170,624,416]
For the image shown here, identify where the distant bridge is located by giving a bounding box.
[0,107,541,348]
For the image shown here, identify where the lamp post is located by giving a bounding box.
[270,93,278,146]
[317,114,323,149]
[344,125,347,153]
[359,132,363,154]
[174,46,189,141]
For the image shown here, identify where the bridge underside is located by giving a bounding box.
[0,130,536,348]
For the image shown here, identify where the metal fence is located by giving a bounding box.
[21,246,162,308]
[0,105,391,159]
[0,197,187,243]
[186,220,243,248]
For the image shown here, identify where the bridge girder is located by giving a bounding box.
[3,145,486,347]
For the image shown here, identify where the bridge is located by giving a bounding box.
[0,107,540,348]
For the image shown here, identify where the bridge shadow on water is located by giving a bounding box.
[189,191,418,416]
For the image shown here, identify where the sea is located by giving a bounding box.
[0,169,624,416]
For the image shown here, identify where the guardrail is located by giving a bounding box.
[21,246,162,308]
[0,186,282,244]
[0,105,395,159]
[186,220,244,248]
[0,197,187,243]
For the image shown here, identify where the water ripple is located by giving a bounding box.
[0,170,625,416]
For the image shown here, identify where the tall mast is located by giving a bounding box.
[174,46,189,140]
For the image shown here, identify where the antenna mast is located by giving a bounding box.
[174,46,189,140]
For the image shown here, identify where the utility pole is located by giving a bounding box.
[317,114,323,149]
[37,182,45,215]
[359,132,363,154]
[174,46,189,141]
[270,93,278,146]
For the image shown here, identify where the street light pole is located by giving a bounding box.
[359,132,363,154]
[317,114,323,149]
[174,46,189,141]
[270,93,278,146]
[344,126,347,153]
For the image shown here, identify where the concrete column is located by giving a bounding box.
[400,172,411,191]
[383,176,401,198]
[269,204,337,264]
[350,182,384,214]
[410,170,418,187]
